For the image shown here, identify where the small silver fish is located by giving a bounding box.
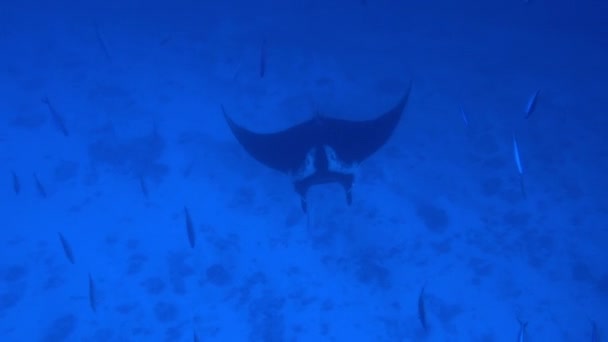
[88,273,97,313]
[184,207,196,249]
[517,318,527,342]
[259,39,267,78]
[524,89,540,119]
[512,135,523,175]
[11,170,20,194]
[139,176,149,199]
[459,104,469,127]
[512,134,526,198]
[94,22,112,62]
[57,232,75,264]
[591,319,599,342]
[418,284,428,332]
[41,97,69,137]
[33,173,47,198]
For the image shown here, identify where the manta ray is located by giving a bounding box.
[223,84,411,212]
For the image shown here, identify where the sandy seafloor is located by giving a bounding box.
[0,0,607,341]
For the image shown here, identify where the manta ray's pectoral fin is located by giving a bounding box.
[323,83,412,166]
[221,105,312,174]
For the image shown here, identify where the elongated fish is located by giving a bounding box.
[184,206,196,248]
[517,318,527,342]
[512,134,526,198]
[94,22,112,62]
[459,104,469,127]
[41,97,69,137]
[259,39,267,78]
[33,173,47,198]
[524,89,540,119]
[88,273,97,313]
[139,176,149,199]
[591,319,599,342]
[418,284,428,332]
[11,170,20,194]
[57,232,75,264]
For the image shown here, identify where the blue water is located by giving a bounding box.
[1,0,606,341]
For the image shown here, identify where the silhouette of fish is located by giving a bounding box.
[57,232,75,264]
[418,284,428,332]
[259,39,267,78]
[223,84,411,212]
[139,176,149,199]
[41,97,69,137]
[184,206,196,248]
[88,273,97,313]
[33,173,47,198]
[11,170,20,194]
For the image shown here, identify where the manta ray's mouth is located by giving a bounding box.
[291,145,358,182]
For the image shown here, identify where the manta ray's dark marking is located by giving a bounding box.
[223,84,411,212]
